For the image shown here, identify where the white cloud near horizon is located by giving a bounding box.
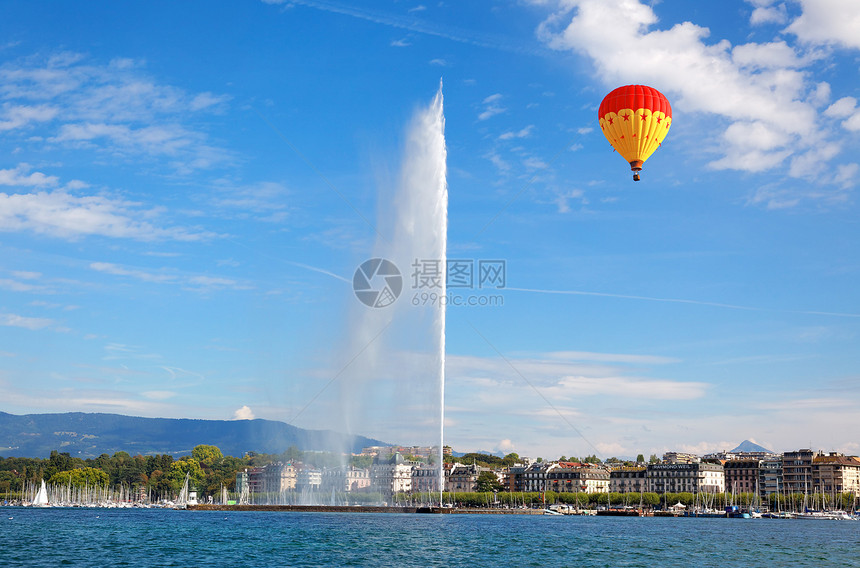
[535,0,860,196]
[446,352,708,401]
[233,405,255,420]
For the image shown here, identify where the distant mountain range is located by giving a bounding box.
[729,439,773,454]
[0,412,387,459]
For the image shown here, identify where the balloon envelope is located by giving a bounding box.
[598,85,672,179]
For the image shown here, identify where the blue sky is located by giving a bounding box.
[1,0,859,460]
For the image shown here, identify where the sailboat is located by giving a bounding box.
[33,480,50,507]
[175,472,190,509]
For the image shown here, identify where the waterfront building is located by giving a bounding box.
[371,454,415,496]
[265,463,297,493]
[758,456,783,499]
[610,467,647,494]
[447,463,482,493]
[320,466,371,493]
[522,461,555,492]
[647,462,724,494]
[783,449,820,494]
[236,470,249,496]
[724,459,760,495]
[246,467,265,494]
[236,463,297,496]
[547,463,609,494]
[504,464,528,493]
[813,453,860,495]
[296,467,322,494]
[662,452,701,464]
[411,463,441,494]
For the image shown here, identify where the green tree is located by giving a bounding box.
[636,454,645,463]
[167,458,205,494]
[648,454,660,464]
[502,453,520,466]
[191,445,223,466]
[475,471,503,493]
[48,467,109,488]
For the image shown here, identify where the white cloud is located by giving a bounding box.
[731,40,805,70]
[13,271,41,280]
[233,405,255,420]
[0,278,45,292]
[448,352,708,401]
[478,93,507,120]
[498,125,534,140]
[0,103,59,131]
[0,189,216,241]
[536,0,859,192]
[0,52,231,171]
[90,261,251,292]
[545,351,680,365]
[523,156,548,170]
[209,181,291,223]
[555,189,585,213]
[486,151,511,172]
[90,262,176,284]
[785,0,860,49]
[747,1,788,26]
[0,312,54,330]
[142,390,177,400]
[824,96,856,118]
[391,38,411,47]
[0,163,59,187]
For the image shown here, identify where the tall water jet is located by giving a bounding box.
[337,83,447,505]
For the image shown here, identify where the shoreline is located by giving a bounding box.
[187,504,544,515]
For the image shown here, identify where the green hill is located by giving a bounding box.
[0,411,387,458]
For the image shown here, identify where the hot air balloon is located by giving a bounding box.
[598,85,672,181]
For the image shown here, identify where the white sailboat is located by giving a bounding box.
[33,480,50,507]
[175,472,190,509]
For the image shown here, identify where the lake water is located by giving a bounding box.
[2,508,858,567]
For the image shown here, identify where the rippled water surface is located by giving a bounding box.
[2,508,858,567]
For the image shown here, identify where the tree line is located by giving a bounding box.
[0,445,369,500]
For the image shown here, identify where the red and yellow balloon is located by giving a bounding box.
[598,85,672,181]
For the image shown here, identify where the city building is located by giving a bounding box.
[662,452,701,465]
[447,463,482,493]
[783,449,820,494]
[371,454,416,496]
[610,467,647,494]
[504,464,528,493]
[647,462,724,494]
[813,453,860,495]
[724,459,760,494]
[547,462,609,494]
[522,461,555,492]
[758,455,783,499]
[411,463,441,494]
